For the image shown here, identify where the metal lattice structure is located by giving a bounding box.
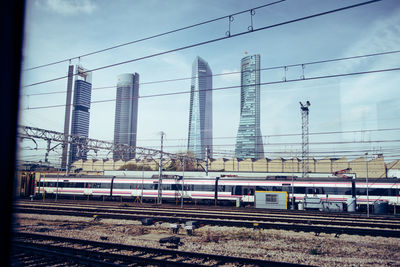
[18,125,200,168]
[300,101,310,178]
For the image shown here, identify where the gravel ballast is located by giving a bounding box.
[13,213,400,266]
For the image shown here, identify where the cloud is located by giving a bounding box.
[40,0,96,15]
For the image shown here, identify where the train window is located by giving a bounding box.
[265,194,278,203]
[217,185,232,192]
[114,183,130,189]
[171,184,182,191]
[272,186,282,191]
[313,188,324,194]
[242,187,255,195]
[324,187,339,195]
[249,188,254,195]
[225,185,233,192]
[74,183,85,188]
[281,186,290,193]
[141,184,154,190]
[185,184,193,191]
[234,186,242,195]
[100,183,111,189]
[368,188,391,196]
[243,187,248,195]
[86,183,101,188]
[193,185,214,191]
[294,187,306,194]
[162,184,172,190]
[256,186,267,191]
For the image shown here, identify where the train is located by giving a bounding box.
[17,171,400,209]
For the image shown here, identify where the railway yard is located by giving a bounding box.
[11,200,400,266]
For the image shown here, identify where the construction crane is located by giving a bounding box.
[300,101,310,178]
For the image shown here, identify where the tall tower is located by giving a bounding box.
[113,73,139,161]
[187,56,213,160]
[68,65,92,165]
[235,54,264,159]
[300,101,310,177]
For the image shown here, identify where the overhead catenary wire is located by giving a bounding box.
[22,0,383,88]
[22,49,400,97]
[104,127,400,142]
[23,0,286,71]
[23,66,400,110]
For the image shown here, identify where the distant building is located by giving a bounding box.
[187,56,213,160]
[69,65,92,165]
[113,73,139,161]
[235,54,264,159]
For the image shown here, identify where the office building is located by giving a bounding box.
[113,73,139,161]
[69,65,92,164]
[187,56,213,160]
[235,54,264,159]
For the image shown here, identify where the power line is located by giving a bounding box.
[23,66,400,110]
[22,0,383,88]
[142,139,400,149]
[95,127,400,142]
[22,49,400,97]
[23,1,285,71]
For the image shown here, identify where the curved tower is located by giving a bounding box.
[235,54,264,159]
[187,56,213,160]
[113,73,139,161]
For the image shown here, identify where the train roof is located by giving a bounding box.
[40,173,399,183]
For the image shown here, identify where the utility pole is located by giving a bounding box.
[181,158,185,208]
[365,152,370,217]
[205,146,209,176]
[61,64,74,171]
[300,101,310,178]
[157,131,165,204]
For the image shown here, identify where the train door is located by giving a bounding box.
[242,186,255,196]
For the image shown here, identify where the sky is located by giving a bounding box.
[18,0,400,166]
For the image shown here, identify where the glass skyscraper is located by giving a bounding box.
[113,73,139,161]
[69,65,92,165]
[235,54,264,159]
[187,56,213,160]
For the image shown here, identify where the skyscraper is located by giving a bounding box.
[69,65,92,165]
[187,56,213,160]
[235,54,264,159]
[113,73,139,161]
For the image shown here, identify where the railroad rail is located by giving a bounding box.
[16,200,400,223]
[14,200,400,238]
[12,232,302,266]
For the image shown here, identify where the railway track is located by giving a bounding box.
[15,200,400,238]
[12,232,302,266]
[16,199,400,223]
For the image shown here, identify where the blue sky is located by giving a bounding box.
[19,0,400,164]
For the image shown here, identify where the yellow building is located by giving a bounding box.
[71,155,389,178]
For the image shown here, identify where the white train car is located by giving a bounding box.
[34,174,400,207]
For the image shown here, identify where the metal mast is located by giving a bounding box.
[157,131,165,204]
[300,101,310,178]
